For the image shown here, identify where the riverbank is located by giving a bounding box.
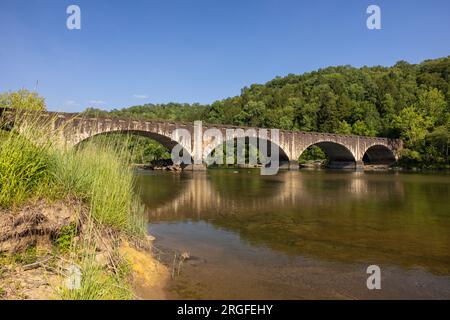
[0,114,169,300]
[0,200,170,299]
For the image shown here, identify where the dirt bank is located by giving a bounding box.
[0,201,170,300]
[119,240,170,299]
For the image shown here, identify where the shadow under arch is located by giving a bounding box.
[363,144,396,165]
[300,141,356,169]
[73,129,193,166]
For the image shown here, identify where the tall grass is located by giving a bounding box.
[0,112,145,235]
[55,143,145,235]
[58,240,134,301]
[0,112,148,300]
[0,132,52,207]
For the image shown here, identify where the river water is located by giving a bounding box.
[135,169,450,299]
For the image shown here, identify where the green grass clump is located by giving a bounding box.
[11,247,39,265]
[0,114,145,236]
[52,143,146,236]
[0,133,52,207]
[55,224,78,252]
[58,257,133,300]
[0,113,147,300]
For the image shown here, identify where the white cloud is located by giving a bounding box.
[64,100,80,106]
[89,100,106,105]
[132,94,148,99]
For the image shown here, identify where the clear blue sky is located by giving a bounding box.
[1,0,449,112]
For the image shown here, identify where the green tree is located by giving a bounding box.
[316,87,339,132]
[416,88,447,126]
[80,56,450,167]
[352,120,377,136]
[426,125,450,164]
[0,89,46,111]
[336,120,352,134]
[392,107,432,146]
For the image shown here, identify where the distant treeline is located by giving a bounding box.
[3,57,448,167]
[84,57,450,167]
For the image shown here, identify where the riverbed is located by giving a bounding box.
[135,169,450,299]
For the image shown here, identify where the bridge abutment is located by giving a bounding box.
[279,160,299,170]
[288,160,299,170]
[184,163,207,171]
[355,160,364,171]
[327,161,359,170]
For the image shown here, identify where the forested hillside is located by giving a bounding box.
[84,56,449,167]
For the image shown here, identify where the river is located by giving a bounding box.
[135,169,450,299]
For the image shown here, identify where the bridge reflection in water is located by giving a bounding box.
[137,170,450,277]
[141,170,404,220]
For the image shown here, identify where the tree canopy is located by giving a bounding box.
[85,56,449,167]
[2,57,448,167]
[0,89,46,111]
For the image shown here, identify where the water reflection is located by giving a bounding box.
[140,170,406,219]
[136,170,450,275]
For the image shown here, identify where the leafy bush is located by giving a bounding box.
[0,89,46,111]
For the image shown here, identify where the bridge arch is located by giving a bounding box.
[362,144,396,165]
[72,129,193,165]
[299,140,357,169]
[204,136,291,167]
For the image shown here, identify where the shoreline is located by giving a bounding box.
[133,162,450,173]
[0,200,170,300]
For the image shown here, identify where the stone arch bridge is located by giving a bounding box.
[1,109,402,170]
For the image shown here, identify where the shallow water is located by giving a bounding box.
[136,169,450,299]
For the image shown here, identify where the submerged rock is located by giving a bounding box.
[147,159,182,171]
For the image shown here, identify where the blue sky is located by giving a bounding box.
[0,0,449,112]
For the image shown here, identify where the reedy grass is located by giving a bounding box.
[52,143,145,236]
[58,258,133,300]
[1,112,147,299]
[0,112,145,236]
[0,132,52,207]
[57,218,134,300]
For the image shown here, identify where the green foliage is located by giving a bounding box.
[12,247,38,265]
[206,140,264,165]
[83,102,208,122]
[392,107,432,146]
[83,56,449,167]
[0,89,46,111]
[0,132,52,207]
[416,88,447,125]
[58,257,133,300]
[0,111,145,301]
[53,143,146,236]
[335,120,352,134]
[352,120,377,137]
[55,224,78,252]
[0,114,145,236]
[79,134,170,164]
[299,145,327,163]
